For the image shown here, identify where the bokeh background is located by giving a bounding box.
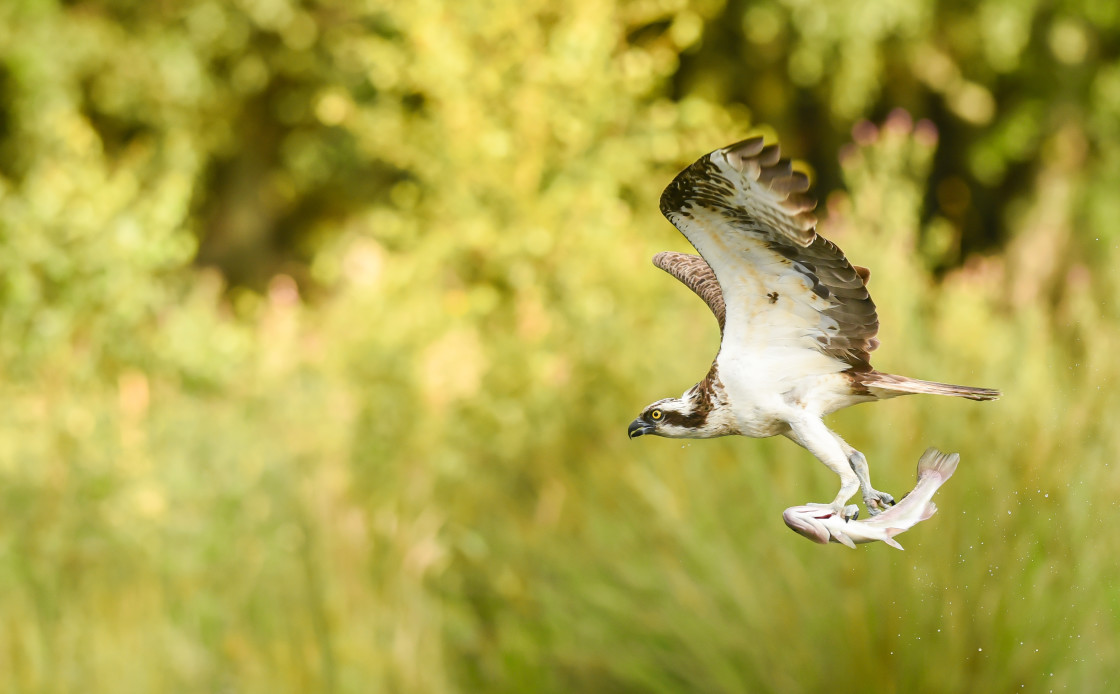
[1,0,1119,691]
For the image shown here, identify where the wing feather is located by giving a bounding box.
[652,251,726,334]
[658,137,880,371]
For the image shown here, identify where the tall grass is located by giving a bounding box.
[1,113,1117,693]
[2,1,1120,692]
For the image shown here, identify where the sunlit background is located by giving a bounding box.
[1,0,1118,691]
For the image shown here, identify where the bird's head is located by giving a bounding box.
[627,398,703,439]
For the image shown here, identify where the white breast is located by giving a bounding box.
[715,349,857,437]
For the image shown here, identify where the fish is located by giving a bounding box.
[782,447,960,550]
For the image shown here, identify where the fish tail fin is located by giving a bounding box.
[917,447,960,482]
[833,531,857,549]
[856,371,1001,401]
[883,528,905,551]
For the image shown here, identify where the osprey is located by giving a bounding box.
[628,136,999,519]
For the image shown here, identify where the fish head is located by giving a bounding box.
[781,506,834,545]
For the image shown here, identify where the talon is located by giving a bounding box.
[842,504,859,521]
[864,490,895,516]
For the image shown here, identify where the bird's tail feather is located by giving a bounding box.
[856,371,1001,401]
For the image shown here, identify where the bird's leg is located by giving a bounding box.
[849,451,895,515]
[784,420,861,521]
[829,432,895,516]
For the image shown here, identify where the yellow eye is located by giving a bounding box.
[650,409,663,420]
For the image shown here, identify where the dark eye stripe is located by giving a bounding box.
[659,409,708,428]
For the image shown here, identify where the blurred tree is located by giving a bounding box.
[4,0,1118,297]
[674,0,1120,274]
[1,1,1119,692]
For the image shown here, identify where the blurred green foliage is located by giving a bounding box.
[1,0,1119,692]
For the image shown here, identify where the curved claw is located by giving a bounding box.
[864,490,896,516]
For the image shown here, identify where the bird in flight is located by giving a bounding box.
[628,136,999,519]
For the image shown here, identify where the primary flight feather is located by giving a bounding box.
[628,136,999,519]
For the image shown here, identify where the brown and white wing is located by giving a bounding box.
[659,137,879,371]
[652,251,726,334]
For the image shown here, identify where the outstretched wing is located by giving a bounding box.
[659,137,879,371]
[652,251,726,334]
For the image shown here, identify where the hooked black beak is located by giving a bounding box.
[628,418,654,439]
